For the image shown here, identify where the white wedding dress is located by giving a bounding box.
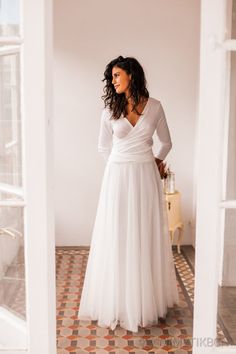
[78,97,180,332]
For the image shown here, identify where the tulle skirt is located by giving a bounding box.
[78,159,180,332]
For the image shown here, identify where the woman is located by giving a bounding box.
[78,55,180,332]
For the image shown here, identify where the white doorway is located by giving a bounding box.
[0,1,56,353]
[193,0,236,353]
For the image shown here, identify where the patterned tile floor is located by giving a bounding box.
[56,245,231,353]
[56,246,194,354]
[0,245,230,352]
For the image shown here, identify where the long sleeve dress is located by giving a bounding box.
[78,96,180,333]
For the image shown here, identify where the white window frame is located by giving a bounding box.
[193,1,236,353]
[0,1,56,353]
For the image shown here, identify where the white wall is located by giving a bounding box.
[53,0,200,246]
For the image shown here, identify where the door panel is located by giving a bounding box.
[0,1,27,351]
[0,53,22,187]
[216,47,236,347]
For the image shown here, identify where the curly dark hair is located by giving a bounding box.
[101,55,149,120]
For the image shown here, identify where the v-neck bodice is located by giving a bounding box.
[98,97,172,163]
[123,97,150,128]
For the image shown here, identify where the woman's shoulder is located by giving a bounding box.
[101,106,112,116]
[148,97,166,120]
[148,96,162,107]
[101,106,113,124]
[148,97,164,113]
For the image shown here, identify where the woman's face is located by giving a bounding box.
[111,66,131,96]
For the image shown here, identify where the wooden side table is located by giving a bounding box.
[165,190,184,253]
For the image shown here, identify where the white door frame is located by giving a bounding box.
[0,0,56,353]
[193,1,236,353]
[23,1,56,353]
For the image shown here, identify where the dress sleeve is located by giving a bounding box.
[98,108,113,161]
[154,102,172,160]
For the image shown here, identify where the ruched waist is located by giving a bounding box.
[107,149,155,163]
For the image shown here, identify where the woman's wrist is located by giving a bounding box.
[155,157,163,166]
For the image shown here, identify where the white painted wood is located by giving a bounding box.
[218,205,226,287]
[0,184,23,197]
[0,350,27,354]
[193,0,230,353]
[21,0,56,353]
[0,46,20,55]
[215,347,236,353]
[0,201,25,207]
[0,13,27,354]
[0,37,23,45]
[217,7,232,285]
[220,200,236,208]
[0,307,27,350]
[1,2,55,352]
[222,39,236,50]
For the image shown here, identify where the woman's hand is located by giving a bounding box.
[155,158,166,179]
